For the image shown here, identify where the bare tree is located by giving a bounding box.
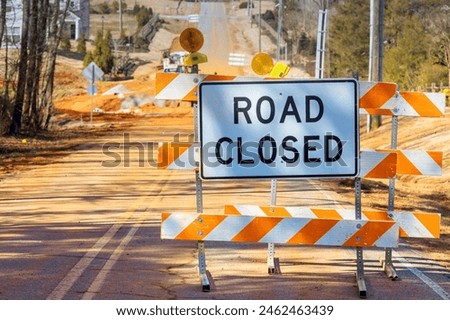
[0,0,6,48]
[4,0,70,135]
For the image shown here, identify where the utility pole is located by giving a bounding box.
[368,0,384,131]
[259,0,261,52]
[276,0,283,61]
[119,0,123,37]
[315,1,328,79]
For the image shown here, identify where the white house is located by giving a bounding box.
[1,0,90,46]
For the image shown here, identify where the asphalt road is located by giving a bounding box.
[0,115,449,300]
[0,2,449,301]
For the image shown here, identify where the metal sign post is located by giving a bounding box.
[382,114,399,279]
[267,179,277,274]
[82,62,104,127]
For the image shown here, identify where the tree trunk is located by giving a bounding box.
[0,0,6,48]
[10,0,31,134]
[39,0,69,129]
[369,0,383,131]
[21,0,40,135]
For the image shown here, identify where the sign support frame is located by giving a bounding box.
[381,114,399,279]
[267,179,278,274]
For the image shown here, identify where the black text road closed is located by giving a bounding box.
[199,79,359,179]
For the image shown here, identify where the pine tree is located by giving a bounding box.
[60,34,71,51]
[83,51,94,67]
[328,1,370,78]
[91,29,113,73]
[76,33,87,54]
[384,15,428,90]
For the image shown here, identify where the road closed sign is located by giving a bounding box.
[199,79,359,179]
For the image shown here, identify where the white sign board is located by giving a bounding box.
[82,62,104,83]
[199,79,359,179]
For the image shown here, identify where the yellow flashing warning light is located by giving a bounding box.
[184,52,208,66]
[269,62,291,78]
[179,28,204,53]
[251,53,274,75]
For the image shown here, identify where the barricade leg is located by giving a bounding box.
[356,247,367,298]
[198,240,210,292]
[355,177,367,298]
[267,243,276,274]
[381,248,398,280]
[267,180,279,274]
[381,115,399,280]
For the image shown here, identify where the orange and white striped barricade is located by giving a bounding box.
[157,142,198,170]
[360,91,446,117]
[380,150,443,176]
[157,143,399,179]
[161,211,399,248]
[359,82,397,111]
[364,89,446,279]
[156,72,446,117]
[359,150,397,179]
[223,205,441,239]
[155,73,255,102]
[156,72,400,113]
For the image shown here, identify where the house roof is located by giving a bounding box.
[64,11,81,22]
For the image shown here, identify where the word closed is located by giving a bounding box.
[199,80,359,179]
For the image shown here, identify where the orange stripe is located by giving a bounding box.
[344,221,394,246]
[287,219,338,245]
[365,152,397,179]
[204,75,236,81]
[155,73,178,95]
[231,217,282,242]
[414,212,441,238]
[310,208,343,219]
[427,151,443,167]
[365,108,394,116]
[161,212,170,223]
[400,92,443,117]
[157,142,191,169]
[260,206,292,217]
[175,214,227,240]
[185,75,237,101]
[223,205,242,215]
[399,227,409,238]
[362,211,391,221]
[394,151,422,175]
[360,82,396,109]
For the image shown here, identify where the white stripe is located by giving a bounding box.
[284,207,317,218]
[205,216,254,241]
[161,213,197,239]
[378,96,397,111]
[338,210,358,220]
[316,220,365,246]
[233,205,266,216]
[166,147,197,170]
[259,218,310,243]
[156,74,206,100]
[46,193,150,300]
[393,95,420,116]
[402,150,442,176]
[424,92,446,113]
[46,224,121,299]
[83,223,141,299]
[359,81,376,97]
[393,251,450,300]
[359,150,389,177]
[374,224,399,247]
[391,212,433,238]
[229,53,246,57]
